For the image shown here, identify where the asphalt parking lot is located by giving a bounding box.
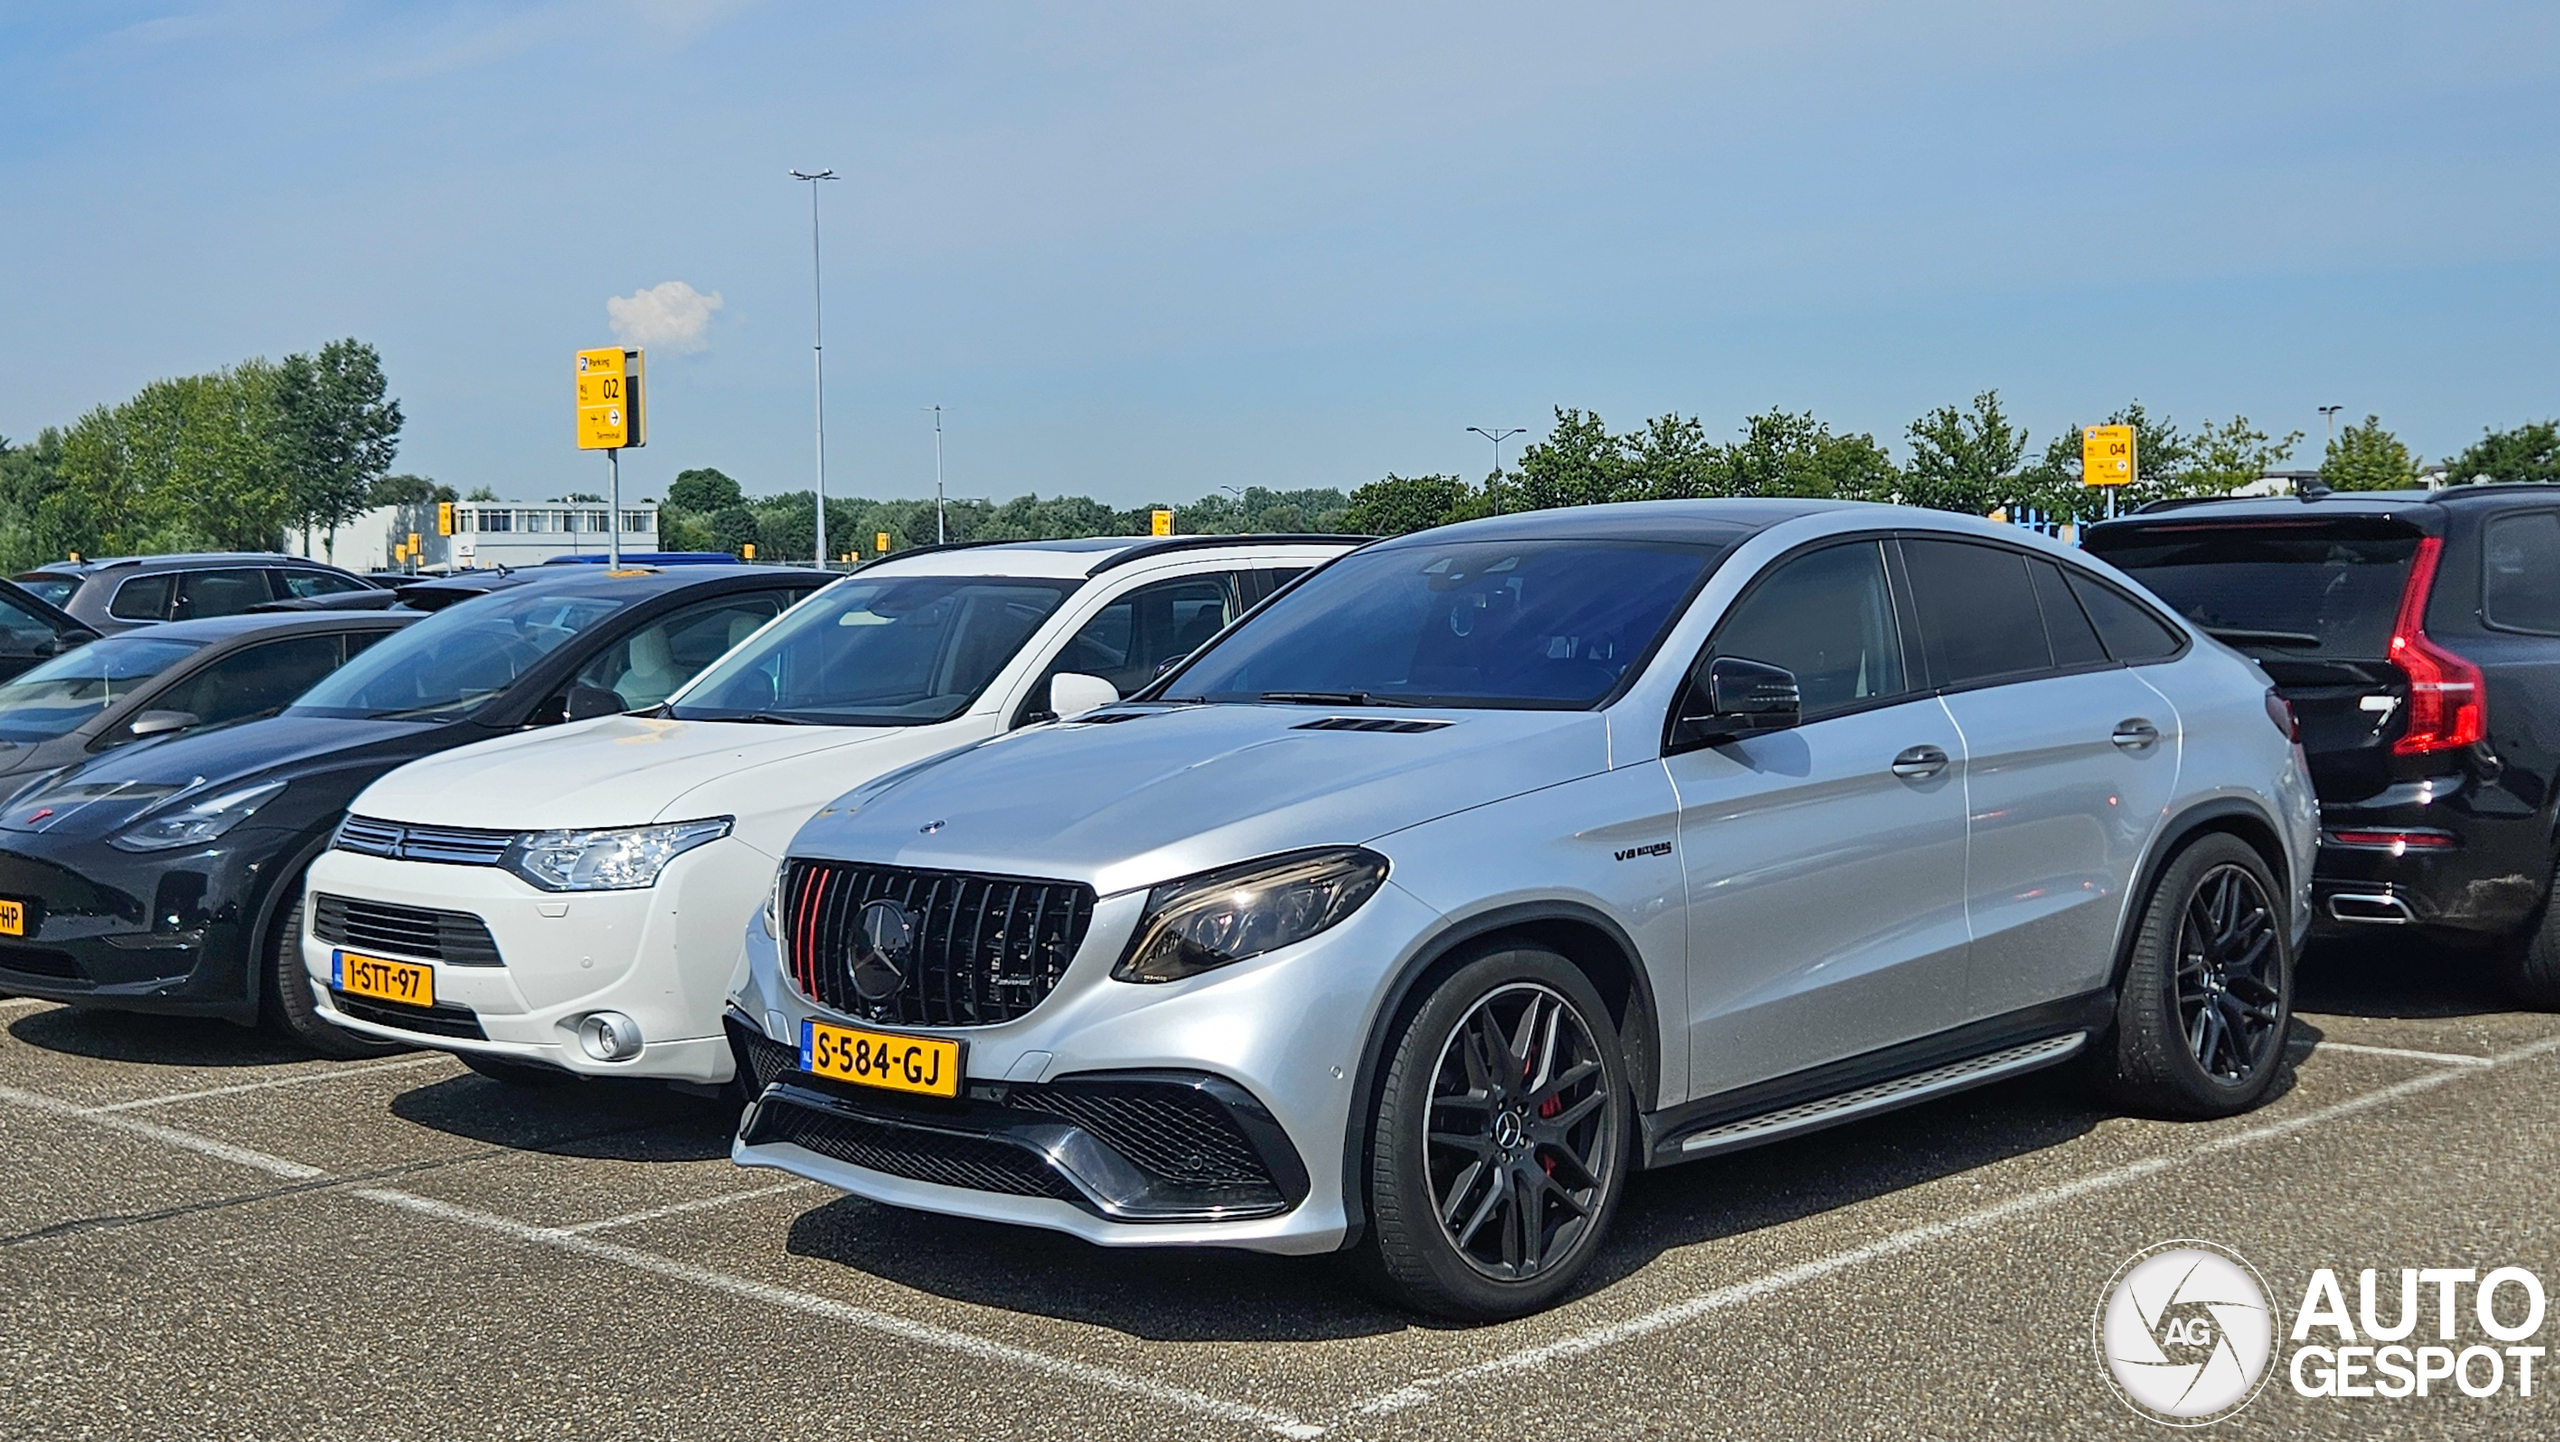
[4,936,2554,1442]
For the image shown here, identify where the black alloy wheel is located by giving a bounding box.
[1424,981,1617,1281]
[1361,944,1629,1320]
[2174,863,2284,1084]
[2100,832,2292,1119]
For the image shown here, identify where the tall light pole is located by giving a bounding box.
[922,404,947,544]
[790,168,839,566]
[1469,426,1525,515]
[2319,404,2343,450]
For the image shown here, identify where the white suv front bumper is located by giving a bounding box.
[300,838,779,1083]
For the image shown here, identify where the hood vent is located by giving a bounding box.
[1074,710,1158,725]
[1293,716,1451,734]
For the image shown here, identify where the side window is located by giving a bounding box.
[569,591,793,711]
[2067,570,2185,662]
[171,568,274,620]
[1702,541,1908,719]
[2029,558,2109,668]
[109,574,173,622]
[0,592,61,656]
[2484,513,2560,634]
[144,634,350,731]
[1024,571,1250,719]
[1256,566,1311,604]
[1901,539,2053,687]
[281,569,372,599]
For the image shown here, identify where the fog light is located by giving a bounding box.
[576,1011,643,1062]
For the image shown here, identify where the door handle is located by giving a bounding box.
[1891,744,1949,780]
[2112,718,2161,750]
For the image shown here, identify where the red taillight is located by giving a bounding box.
[2387,536,2486,755]
[2327,829,2457,852]
[2264,688,2298,742]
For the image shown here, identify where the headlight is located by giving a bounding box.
[1113,847,1388,984]
[762,864,784,936]
[503,818,732,891]
[111,780,286,852]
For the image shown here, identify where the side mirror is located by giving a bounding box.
[1048,672,1120,720]
[1680,656,1800,743]
[561,683,628,722]
[126,709,200,739]
[47,629,98,656]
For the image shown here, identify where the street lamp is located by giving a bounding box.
[790,168,839,567]
[2319,405,2343,446]
[926,404,957,545]
[1468,426,1525,514]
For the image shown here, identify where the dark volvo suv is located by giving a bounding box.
[2088,485,2560,1002]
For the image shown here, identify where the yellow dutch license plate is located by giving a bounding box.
[0,900,22,937]
[334,950,433,1008]
[802,1019,962,1099]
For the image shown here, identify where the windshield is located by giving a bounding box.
[1162,538,1728,709]
[14,576,76,608]
[0,635,202,742]
[668,575,1076,725]
[291,587,623,720]
[2088,522,2420,658]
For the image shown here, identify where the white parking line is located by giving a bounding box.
[558,1179,814,1234]
[86,1055,448,1113]
[1348,1029,2560,1419]
[2297,1039,2495,1068]
[0,1080,1325,1439]
[357,1187,1325,1438]
[0,1083,324,1182]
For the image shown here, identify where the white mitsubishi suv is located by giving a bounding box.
[300,535,1358,1086]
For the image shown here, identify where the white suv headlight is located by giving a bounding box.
[504,818,732,892]
[111,780,286,852]
[1113,847,1388,984]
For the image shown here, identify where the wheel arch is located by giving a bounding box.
[2110,797,2295,991]
[1335,899,1663,1248]
[240,825,340,1021]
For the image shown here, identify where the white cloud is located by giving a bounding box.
[606,280,724,353]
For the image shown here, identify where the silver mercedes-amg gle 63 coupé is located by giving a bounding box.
[725,500,2318,1319]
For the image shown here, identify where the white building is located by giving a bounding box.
[288,500,657,572]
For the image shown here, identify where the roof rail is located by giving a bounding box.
[849,539,1010,572]
[2426,481,2560,502]
[1084,532,1372,574]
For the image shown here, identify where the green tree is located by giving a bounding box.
[273,339,403,551]
[1343,474,1479,535]
[2321,414,2420,491]
[0,429,79,570]
[464,485,500,501]
[665,467,745,513]
[1721,409,1898,501]
[1901,390,2028,514]
[2440,420,2560,485]
[1513,408,1636,511]
[1622,413,1725,500]
[2184,415,2305,495]
[369,474,455,507]
[709,506,761,557]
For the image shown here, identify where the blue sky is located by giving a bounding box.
[3,1,2554,507]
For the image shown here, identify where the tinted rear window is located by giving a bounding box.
[15,576,76,608]
[2087,523,2417,658]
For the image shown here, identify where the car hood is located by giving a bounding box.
[352,714,935,844]
[789,704,1611,897]
[0,713,446,835]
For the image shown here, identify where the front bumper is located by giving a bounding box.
[728,874,1447,1255]
[0,828,284,1021]
[299,838,780,1083]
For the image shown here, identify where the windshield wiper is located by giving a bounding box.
[1256,690,1415,707]
[2204,627,2323,650]
[709,712,813,725]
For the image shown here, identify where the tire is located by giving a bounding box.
[2099,834,2292,1119]
[458,1052,577,1088]
[1358,943,1631,1321]
[2499,858,2560,1010]
[262,889,406,1060]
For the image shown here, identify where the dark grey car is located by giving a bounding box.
[0,612,416,789]
[14,554,380,635]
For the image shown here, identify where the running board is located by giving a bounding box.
[1671,1032,2088,1159]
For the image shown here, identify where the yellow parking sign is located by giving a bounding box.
[2081,425,2135,486]
[575,347,646,450]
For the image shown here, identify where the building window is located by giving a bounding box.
[622,511,653,533]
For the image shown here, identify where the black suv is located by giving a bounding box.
[2087,485,2560,1001]
[15,553,379,634]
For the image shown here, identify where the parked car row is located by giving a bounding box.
[4,490,2554,1321]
